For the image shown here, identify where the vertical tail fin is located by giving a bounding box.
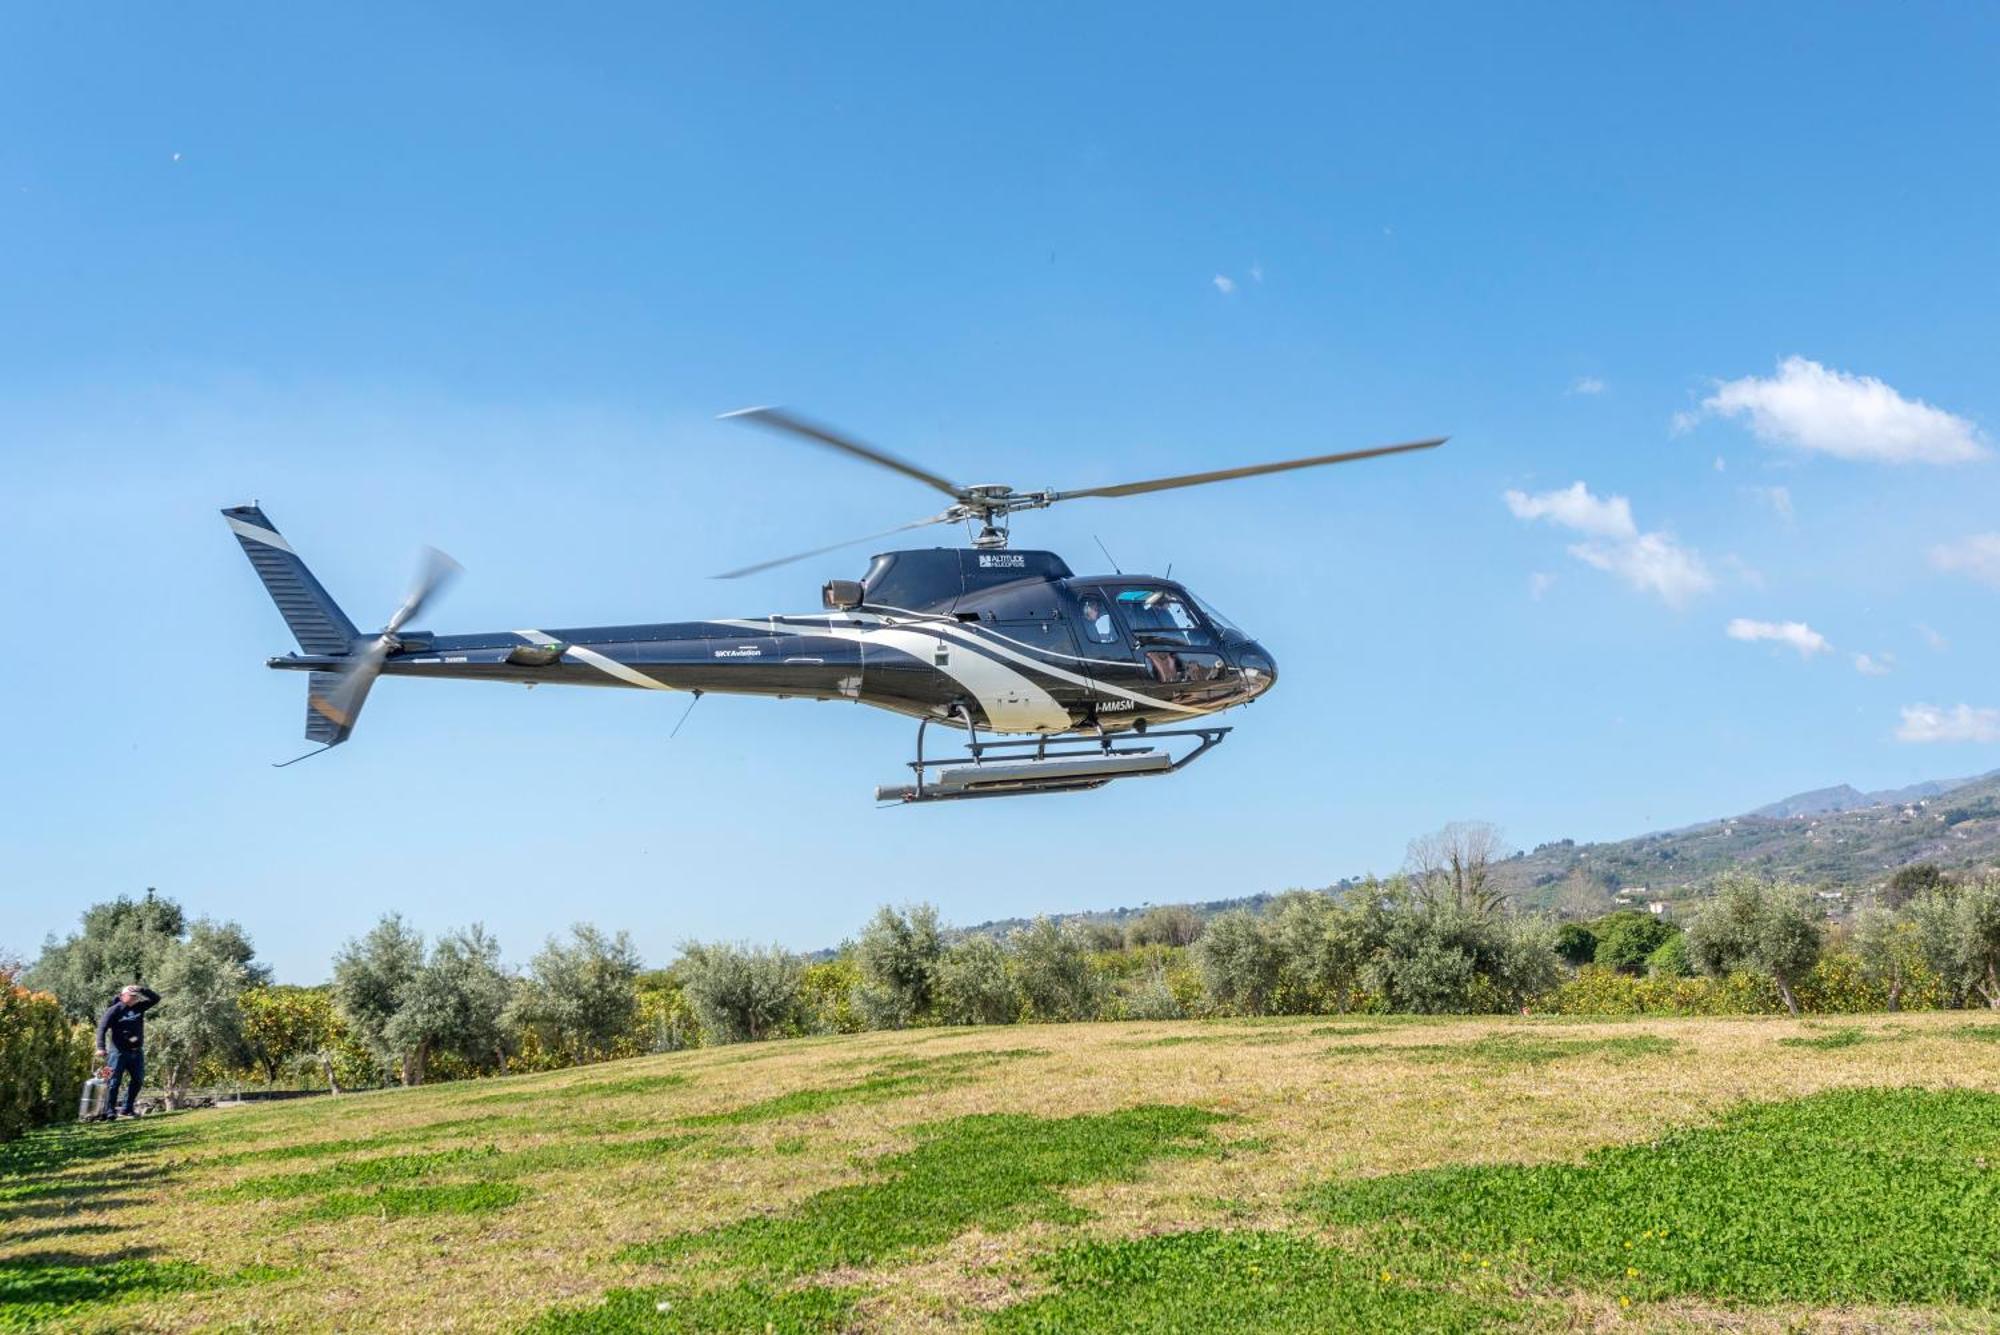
[221,506,358,656]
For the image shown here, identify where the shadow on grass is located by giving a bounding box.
[0,1250,285,1332]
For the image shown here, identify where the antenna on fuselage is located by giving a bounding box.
[1094,535,1123,575]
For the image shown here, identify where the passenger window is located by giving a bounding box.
[1075,592,1120,644]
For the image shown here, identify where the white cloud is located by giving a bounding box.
[1248,263,1264,284]
[1852,652,1893,677]
[1711,455,1726,472]
[1504,482,1635,540]
[1568,376,1606,396]
[1503,482,1712,606]
[1212,274,1237,295]
[1746,485,1794,522]
[1896,703,2000,744]
[1916,622,1949,652]
[1726,618,1831,657]
[1696,356,1986,464]
[1529,571,1555,600]
[1930,532,2000,588]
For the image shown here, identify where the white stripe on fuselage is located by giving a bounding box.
[714,618,1072,732]
[516,630,675,691]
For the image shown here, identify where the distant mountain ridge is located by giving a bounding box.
[1746,771,1996,820]
[942,768,2000,940]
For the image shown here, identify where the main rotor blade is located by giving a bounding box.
[1051,437,1447,501]
[719,407,964,500]
[713,511,960,580]
[384,546,461,635]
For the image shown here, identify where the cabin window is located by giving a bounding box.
[1075,592,1120,644]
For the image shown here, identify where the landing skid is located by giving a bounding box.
[877,718,1231,804]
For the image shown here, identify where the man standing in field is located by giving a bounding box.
[93,983,160,1121]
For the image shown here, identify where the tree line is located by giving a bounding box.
[10,836,1999,1133]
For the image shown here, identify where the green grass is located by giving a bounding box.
[1119,1031,1311,1049]
[207,1115,536,1166]
[1300,1086,2000,1306]
[290,1182,529,1222]
[215,1146,508,1200]
[1307,1023,1394,1038]
[1776,1026,1877,1050]
[525,1279,862,1334]
[684,1049,1046,1127]
[620,1105,1222,1279]
[1325,1033,1678,1067]
[1954,1024,2000,1043]
[986,1230,1522,1334]
[0,1256,282,1333]
[463,1073,691,1106]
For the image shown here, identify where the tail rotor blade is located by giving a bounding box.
[385,547,461,635]
[310,545,461,747]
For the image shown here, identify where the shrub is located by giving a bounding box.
[676,942,804,1044]
[1125,906,1203,949]
[1646,933,1693,978]
[508,925,643,1064]
[1358,888,1561,1014]
[0,969,91,1140]
[854,904,943,1029]
[1010,919,1106,1022]
[936,937,1021,1026]
[1554,922,1598,967]
[1193,911,1280,1015]
[1269,892,1371,1014]
[1591,911,1679,976]
[796,959,865,1035]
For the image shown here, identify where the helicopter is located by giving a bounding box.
[224,408,1442,802]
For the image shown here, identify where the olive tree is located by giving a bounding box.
[1685,875,1823,1015]
[389,925,515,1080]
[508,924,644,1061]
[149,926,252,1107]
[1009,918,1105,1021]
[676,942,803,1044]
[854,903,944,1029]
[1194,910,1280,1015]
[1953,878,2000,1009]
[1270,891,1371,1013]
[935,936,1021,1025]
[331,915,428,1084]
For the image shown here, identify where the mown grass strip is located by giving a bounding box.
[0,1256,285,1334]
[986,1230,1521,1334]
[685,1049,1045,1127]
[288,1182,528,1223]
[1324,1033,1677,1067]
[526,1280,861,1334]
[1301,1086,2000,1306]
[625,1104,1223,1279]
[1776,1026,1878,1050]
[462,1073,691,1106]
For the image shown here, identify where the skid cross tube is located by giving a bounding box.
[884,723,1232,804]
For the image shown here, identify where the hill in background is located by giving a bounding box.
[951,768,2000,939]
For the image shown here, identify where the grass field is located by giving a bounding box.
[6,1012,2000,1332]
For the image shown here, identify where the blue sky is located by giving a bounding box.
[4,4,1996,982]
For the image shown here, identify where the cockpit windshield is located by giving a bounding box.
[1186,591,1244,637]
[1108,586,1213,644]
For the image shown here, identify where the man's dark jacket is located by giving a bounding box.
[96,987,160,1054]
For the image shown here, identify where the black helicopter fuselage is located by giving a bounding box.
[265,547,1276,735]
